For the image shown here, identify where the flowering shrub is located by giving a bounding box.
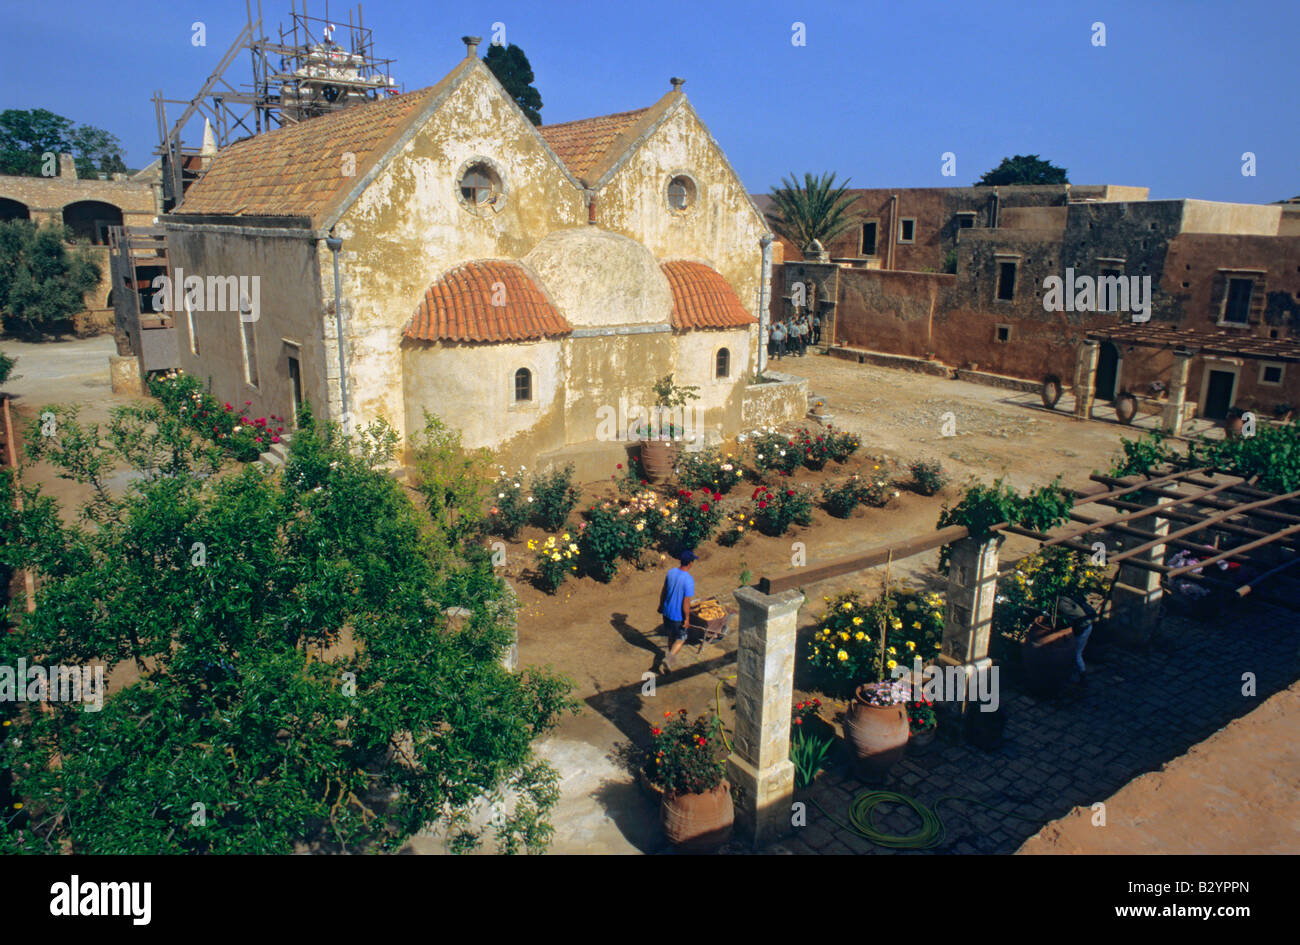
[657,489,724,553]
[909,459,948,496]
[678,448,744,494]
[528,533,580,593]
[795,428,833,470]
[821,475,891,518]
[530,465,579,532]
[826,428,861,464]
[991,547,1104,647]
[716,509,755,547]
[486,468,531,539]
[751,484,814,536]
[645,710,727,796]
[578,499,650,582]
[149,371,285,462]
[750,431,802,475]
[806,589,945,697]
[908,699,937,736]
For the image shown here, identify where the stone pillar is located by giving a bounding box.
[941,537,999,668]
[1161,354,1192,436]
[109,355,143,396]
[727,586,802,848]
[1073,341,1099,420]
[1110,492,1170,647]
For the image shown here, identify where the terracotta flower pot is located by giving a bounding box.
[907,726,937,753]
[1021,615,1076,697]
[1225,413,1245,438]
[1115,393,1137,425]
[640,439,676,483]
[844,687,909,777]
[1040,376,1063,409]
[660,780,734,852]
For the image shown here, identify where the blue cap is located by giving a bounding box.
[679,549,698,564]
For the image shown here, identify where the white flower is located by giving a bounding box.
[313,486,322,493]
[527,496,534,503]
[233,425,242,433]
[498,492,505,499]
[779,450,786,457]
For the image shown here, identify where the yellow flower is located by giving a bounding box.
[527,540,537,550]
[841,602,853,612]
[890,618,903,630]
[852,616,864,626]
[853,631,866,641]
[886,659,897,670]
[838,631,850,642]
[906,640,916,650]
[912,621,922,629]
[562,533,571,541]
[837,650,849,662]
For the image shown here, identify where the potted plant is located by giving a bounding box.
[644,709,734,851]
[638,374,700,482]
[907,699,938,752]
[844,680,912,777]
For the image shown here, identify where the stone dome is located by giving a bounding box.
[524,227,672,329]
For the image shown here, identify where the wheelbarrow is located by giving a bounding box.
[689,596,736,653]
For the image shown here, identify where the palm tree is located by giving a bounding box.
[765,172,861,250]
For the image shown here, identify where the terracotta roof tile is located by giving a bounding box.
[405,260,571,343]
[661,260,756,330]
[538,107,651,181]
[173,81,447,225]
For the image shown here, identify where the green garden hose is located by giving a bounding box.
[811,791,1043,850]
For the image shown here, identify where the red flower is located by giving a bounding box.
[758,501,768,509]
[787,490,795,497]
[271,436,281,443]
[794,717,803,725]
[664,712,672,718]
[223,403,232,411]
[617,463,623,469]
[244,401,251,406]
[701,503,710,512]
[641,479,648,485]
[651,728,662,736]
[713,493,722,502]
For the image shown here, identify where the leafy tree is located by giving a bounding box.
[0,404,574,854]
[0,221,100,336]
[0,350,14,386]
[976,154,1069,186]
[484,43,543,126]
[0,109,126,179]
[0,109,72,177]
[765,172,861,251]
[68,124,127,178]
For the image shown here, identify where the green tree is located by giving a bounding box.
[0,109,126,179]
[0,350,14,386]
[0,109,72,177]
[484,43,543,125]
[0,405,574,854]
[765,172,861,251]
[976,154,1069,186]
[0,221,100,337]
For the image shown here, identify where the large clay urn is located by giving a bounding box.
[1021,616,1076,697]
[640,439,676,483]
[660,780,734,852]
[1115,393,1138,424]
[844,685,910,777]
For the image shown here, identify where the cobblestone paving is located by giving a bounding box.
[757,600,1299,855]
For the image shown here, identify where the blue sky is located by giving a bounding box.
[5,0,1296,202]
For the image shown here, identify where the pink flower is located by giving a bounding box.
[271,436,280,443]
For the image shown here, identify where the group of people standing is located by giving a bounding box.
[767,314,820,360]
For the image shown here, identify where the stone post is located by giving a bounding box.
[938,537,998,713]
[727,586,802,848]
[1110,492,1170,647]
[1073,340,1099,420]
[1161,354,1192,436]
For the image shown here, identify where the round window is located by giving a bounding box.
[667,174,697,211]
[459,162,503,210]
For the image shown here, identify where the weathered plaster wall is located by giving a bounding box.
[330,61,587,440]
[672,326,755,435]
[525,228,671,328]
[741,371,809,430]
[594,101,767,354]
[167,227,326,426]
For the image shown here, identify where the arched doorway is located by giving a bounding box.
[62,200,122,244]
[1094,341,1120,402]
[0,198,30,222]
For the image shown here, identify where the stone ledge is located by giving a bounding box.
[827,345,951,378]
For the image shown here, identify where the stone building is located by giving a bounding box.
[768,183,1300,423]
[165,39,784,476]
[0,157,157,334]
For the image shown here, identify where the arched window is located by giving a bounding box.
[715,347,730,379]
[62,200,122,245]
[667,174,697,211]
[514,367,532,402]
[460,162,502,208]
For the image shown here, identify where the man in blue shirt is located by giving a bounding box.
[658,550,696,671]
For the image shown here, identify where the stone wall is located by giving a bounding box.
[741,371,808,430]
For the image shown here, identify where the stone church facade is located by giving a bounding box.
[166,38,777,475]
